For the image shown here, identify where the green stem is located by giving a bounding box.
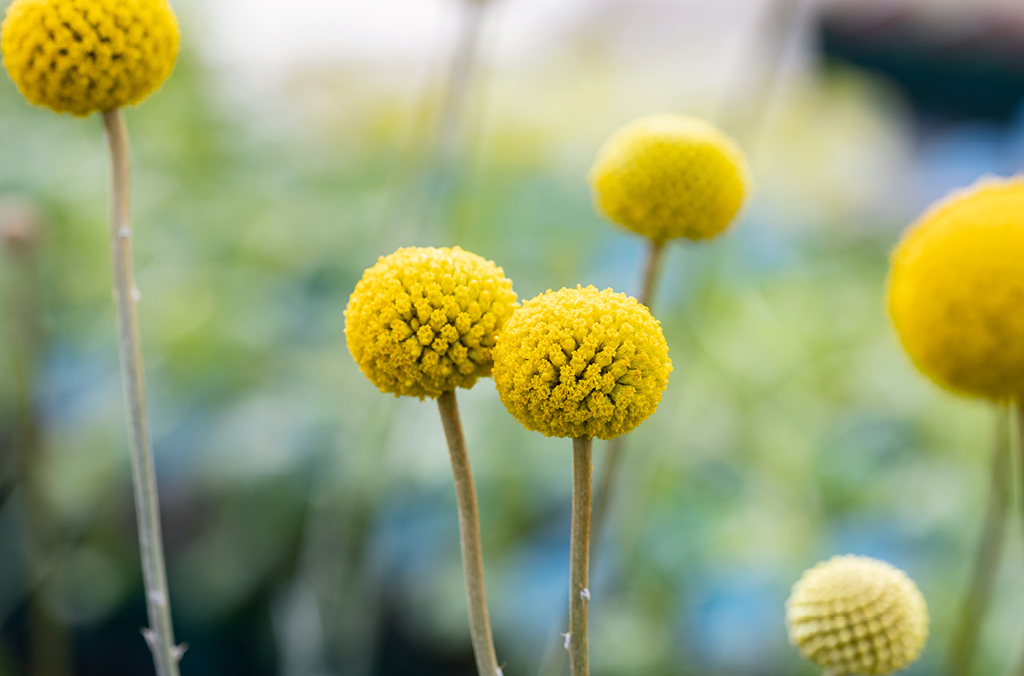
[569,437,593,676]
[437,390,501,676]
[944,404,1012,676]
[103,109,182,676]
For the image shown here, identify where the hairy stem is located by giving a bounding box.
[103,109,181,676]
[569,437,593,676]
[944,404,1011,676]
[437,390,501,676]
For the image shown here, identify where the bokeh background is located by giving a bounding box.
[1,0,1024,674]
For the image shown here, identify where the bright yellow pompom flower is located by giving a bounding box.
[345,246,518,400]
[888,177,1024,401]
[492,286,671,440]
[1,0,180,116]
[589,114,749,243]
[787,555,929,676]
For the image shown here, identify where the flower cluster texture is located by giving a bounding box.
[888,177,1024,401]
[492,286,671,440]
[589,114,749,243]
[1,0,180,116]
[345,246,518,400]
[787,555,929,676]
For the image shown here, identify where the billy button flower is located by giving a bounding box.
[2,1,182,673]
[590,114,749,247]
[346,246,517,676]
[492,285,671,676]
[887,177,1024,676]
[787,556,929,676]
[2,0,180,117]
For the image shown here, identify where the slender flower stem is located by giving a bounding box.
[569,437,593,676]
[944,405,1012,676]
[538,242,664,676]
[103,109,181,676]
[436,390,501,676]
[590,239,664,559]
[639,241,666,309]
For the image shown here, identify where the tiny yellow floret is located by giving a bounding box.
[888,177,1024,401]
[492,286,671,440]
[589,114,749,243]
[786,555,929,676]
[1,0,180,116]
[345,246,518,400]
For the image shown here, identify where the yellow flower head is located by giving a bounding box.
[492,286,671,440]
[345,246,518,400]
[887,177,1024,401]
[786,555,929,676]
[589,114,749,243]
[2,0,180,116]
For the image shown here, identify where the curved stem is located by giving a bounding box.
[944,404,1011,676]
[103,109,181,676]
[437,390,501,676]
[569,437,593,676]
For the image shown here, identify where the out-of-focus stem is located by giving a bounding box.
[2,201,72,676]
[437,390,501,676]
[944,405,1012,676]
[537,241,664,676]
[103,109,182,676]
[589,240,664,558]
[428,0,487,233]
[568,437,593,676]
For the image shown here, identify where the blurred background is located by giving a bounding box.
[1,0,1024,674]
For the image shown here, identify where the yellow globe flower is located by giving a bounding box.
[589,114,749,243]
[888,177,1024,401]
[345,246,518,400]
[787,555,929,676]
[1,0,180,116]
[492,286,671,440]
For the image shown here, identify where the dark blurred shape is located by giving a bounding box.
[373,605,477,676]
[821,3,1024,122]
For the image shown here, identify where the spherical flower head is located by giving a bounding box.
[887,177,1024,401]
[492,286,672,440]
[589,114,750,243]
[345,246,518,400]
[2,0,180,116]
[786,555,929,676]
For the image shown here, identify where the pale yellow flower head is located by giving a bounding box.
[786,555,929,676]
[589,114,749,243]
[345,246,518,400]
[492,286,671,440]
[887,177,1024,401]
[1,0,180,116]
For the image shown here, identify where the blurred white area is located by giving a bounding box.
[180,0,919,228]
[197,0,770,69]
